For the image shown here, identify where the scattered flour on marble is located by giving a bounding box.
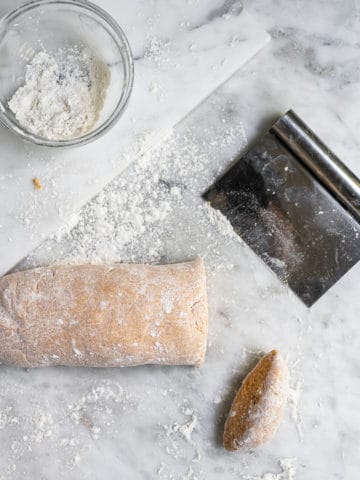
[202,201,244,243]
[157,462,166,475]
[148,80,167,102]
[31,412,54,443]
[171,414,197,442]
[161,412,201,463]
[285,319,305,441]
[288,380,303,441]
[67,381,129,425]
[0,379,137,476]
[182,466,199,480]
[157,463,200,480]
[252,458,297,480]
[17,118,247,271]
[0,407,19,430]
[143,36,179,69]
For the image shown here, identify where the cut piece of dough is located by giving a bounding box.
[0,259,208,368]
[223,350,289,451]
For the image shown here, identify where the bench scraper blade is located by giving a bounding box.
[204,110,360,306]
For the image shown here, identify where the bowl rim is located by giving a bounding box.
[0,0,134,148]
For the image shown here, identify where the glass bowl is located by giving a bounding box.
[0,0,134,147]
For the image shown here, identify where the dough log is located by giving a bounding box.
[0,259,208,368]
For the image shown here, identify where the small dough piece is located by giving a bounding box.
[0,259,208,368]
[223,350,289,451]
[32,177,42,190]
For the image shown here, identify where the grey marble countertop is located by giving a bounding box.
[1,1,360,479]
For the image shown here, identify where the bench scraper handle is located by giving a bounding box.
[270,110,360,223]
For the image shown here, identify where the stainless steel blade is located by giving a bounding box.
[204,111,360,306]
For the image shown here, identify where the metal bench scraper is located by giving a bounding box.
[204,110,360,306]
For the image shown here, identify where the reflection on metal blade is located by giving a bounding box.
[204,115,360,306]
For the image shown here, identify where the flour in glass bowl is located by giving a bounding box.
[8,48,110,140]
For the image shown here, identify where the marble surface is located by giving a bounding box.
[1,0,360,479]
[0,0,269,275]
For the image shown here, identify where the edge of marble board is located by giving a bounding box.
[0,8,271,276]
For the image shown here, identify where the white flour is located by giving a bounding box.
[0,378,137,474]
[9,49,110,140]
[161,412,201,463]
[169,415,197,442]
[288,380,303,440]
[253,458,297,480]
[203,201,243,243]
[16,121,247,271]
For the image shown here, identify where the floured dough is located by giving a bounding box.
[0,259,208,368]
[223,350,289,450]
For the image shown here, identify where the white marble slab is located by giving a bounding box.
[1,0,360,479]
[0,0,270,275]
[5,95,360,479]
